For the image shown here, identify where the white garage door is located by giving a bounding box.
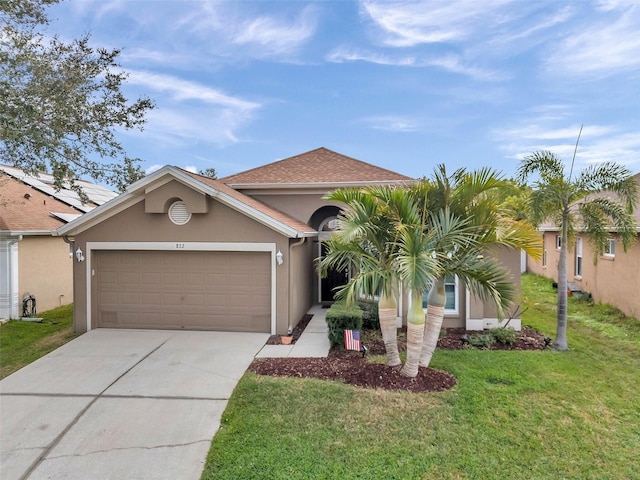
[95,250,271,332]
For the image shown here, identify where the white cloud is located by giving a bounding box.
[360,115,420,132]
[326,48,416,66]
[493,120,640,173]
[326,48,501,80]
[361,0,512,47]
[425,55,504,81]
[497,124,613,141]
[145,164,198,175]
[120,73,260,148]
[545,4,640,76]
[145,164,165,175]
[127,71,260,111]
[232,5,318,55]
[177,3,319,58]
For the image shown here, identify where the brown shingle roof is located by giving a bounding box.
[0,173,81,232]
[180,169,316,235]
[220,147,414,185]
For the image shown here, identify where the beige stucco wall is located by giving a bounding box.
[528,232,640,318]
[468,246,522,326]
[249,192,342,225]
[18,236,73,313]
[288,237,315,331]
[71,195,298,333]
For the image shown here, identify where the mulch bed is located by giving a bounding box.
[265,314,313,345]
[251,323,549,394]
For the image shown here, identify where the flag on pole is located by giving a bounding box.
[344,330,361,351]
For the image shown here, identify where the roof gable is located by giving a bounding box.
[58,166,316,238]
[220,147,413,186]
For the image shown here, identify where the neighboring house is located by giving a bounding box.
[57,147,525,335]
[0,166,117,319]
[527,173,640,318]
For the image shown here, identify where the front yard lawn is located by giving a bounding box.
[201,274,640,479]
[0,304,77,379]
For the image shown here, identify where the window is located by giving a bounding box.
[556,235,562,249]
[420,274,458,313]
[604,238,615,257]
[575,237,583,277]
[542,249,547,267]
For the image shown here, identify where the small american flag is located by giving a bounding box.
[344,330,361,351]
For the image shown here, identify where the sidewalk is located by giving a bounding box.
[256,305,330,358]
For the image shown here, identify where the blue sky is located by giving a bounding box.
[47,0,639,180]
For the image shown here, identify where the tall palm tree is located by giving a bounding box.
[413,166,542,369]
[319,186,406,367]
[517,152,637,350]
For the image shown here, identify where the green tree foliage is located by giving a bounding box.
[517,150,637,350]
[0,0,154,198]
[199,167,218,179]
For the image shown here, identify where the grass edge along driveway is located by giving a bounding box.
[202,274,640,480]
[0,304,77,379]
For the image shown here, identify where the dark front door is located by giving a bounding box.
[320,243,349,302]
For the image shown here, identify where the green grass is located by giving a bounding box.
[202,274,640,480]
[0,304,77,379]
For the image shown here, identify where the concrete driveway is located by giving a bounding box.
[0,329,268,480]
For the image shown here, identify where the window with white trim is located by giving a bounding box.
[556,235,562,249]
[604,238,615,257]
[542,249,547,267]
[575,237,583,277]
[419,274,458,313]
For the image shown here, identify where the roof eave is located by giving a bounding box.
[225,180,415,190]
[1,230,55,237]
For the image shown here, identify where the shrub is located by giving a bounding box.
[326,303,363,348]
[358,299,380,330]
[490,327,519,345]
[468,333,495,349]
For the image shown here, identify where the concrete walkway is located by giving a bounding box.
[256,305,330,358]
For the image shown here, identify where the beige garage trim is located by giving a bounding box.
[85,242,277,333]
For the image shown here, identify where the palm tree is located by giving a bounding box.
[517,152,637,350]
[413,166,542,368]
[319,186,406,367]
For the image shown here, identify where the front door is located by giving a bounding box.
[319,242,349,302]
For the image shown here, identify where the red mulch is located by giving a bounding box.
[251,324,549,394]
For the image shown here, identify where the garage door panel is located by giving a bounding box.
[95,250,271,332]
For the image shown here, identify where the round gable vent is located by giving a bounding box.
[168,201,191,225]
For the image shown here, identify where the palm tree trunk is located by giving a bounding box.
[555,212,569,350]
[378,291,401,367]
[419,277,446,368]
[400,290,426,378]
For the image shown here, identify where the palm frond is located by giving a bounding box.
[455,256,516,319]
[517,151,565,184]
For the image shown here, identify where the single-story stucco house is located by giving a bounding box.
[57,148,523,335]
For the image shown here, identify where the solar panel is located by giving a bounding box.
[0,165,117,210]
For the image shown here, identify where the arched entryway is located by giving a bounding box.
[308,206,348,304]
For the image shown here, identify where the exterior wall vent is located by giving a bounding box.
[168,201,191,225]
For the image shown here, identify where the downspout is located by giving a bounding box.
[287,237,306,334]
[5,235,22,319]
